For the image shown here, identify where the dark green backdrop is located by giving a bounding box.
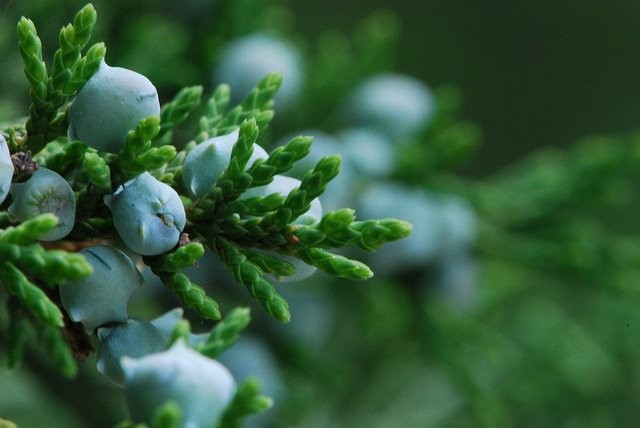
[290,1,640,175]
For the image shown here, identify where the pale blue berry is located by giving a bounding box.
[214,33,304,111]
[97,319,166,386]
[357,181,446,274]
[0,135,14,205]
[439,195,476,256]
[105,172,186,256]
[59,245,143,332]
[344,73,435,140]
[8,168,75,241]
[337,127,395,179]
[435,252,478,311]
[182,129,268,199]
[96,308,208,386]
[122,340,236,427]
[68,60,160,153]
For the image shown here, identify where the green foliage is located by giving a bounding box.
[196,307,251,358]
[159,272,221,320]
[195,73,280,143]
[0,261,63,327]
[214,237,290,322]
[152,243,205,273]
[16,4,106,154]
[82,149,111,189]
[217,378,273,428]
[299,247,373,280]
[246,135,313,185]
[157,86,203,144]
[295,208,412,251]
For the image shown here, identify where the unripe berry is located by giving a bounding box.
[182,129,268,199]
[0,135,14,205]
[69,60,160,153]
[8,168,75,241]
[59,244,143,332]
[105,172,186,256]
[122,340,236,427]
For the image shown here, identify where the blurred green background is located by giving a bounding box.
[289,0,640,175]
[2,1,640,427]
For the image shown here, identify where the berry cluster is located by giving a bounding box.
[0,4,410,426]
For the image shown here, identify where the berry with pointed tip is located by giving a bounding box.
[182,129,268,199]
[0,135,14,205]
[96,308,208,386]
[105,172,186,256]
[122,340,236,427]
[68,60,160,153]
[59,245,143,332]
[97,319,167,386]
[8,168,76,241]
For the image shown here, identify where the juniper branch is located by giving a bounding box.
[41,323,78,377]
[0,261,64,326]
[260,155,341,230]
[152,243,205,272]
[246,135,313,186]
[217,379,273,428]
[298,247,373,280]
[294,208,412,251]
[196,84,231,142]
[82,150,111,189]
[157,86,203,143]
[196,307,251,358]
[214,237,290,322]
[160,272,221,320]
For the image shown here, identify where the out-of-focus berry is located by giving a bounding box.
[214,33,304,111]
